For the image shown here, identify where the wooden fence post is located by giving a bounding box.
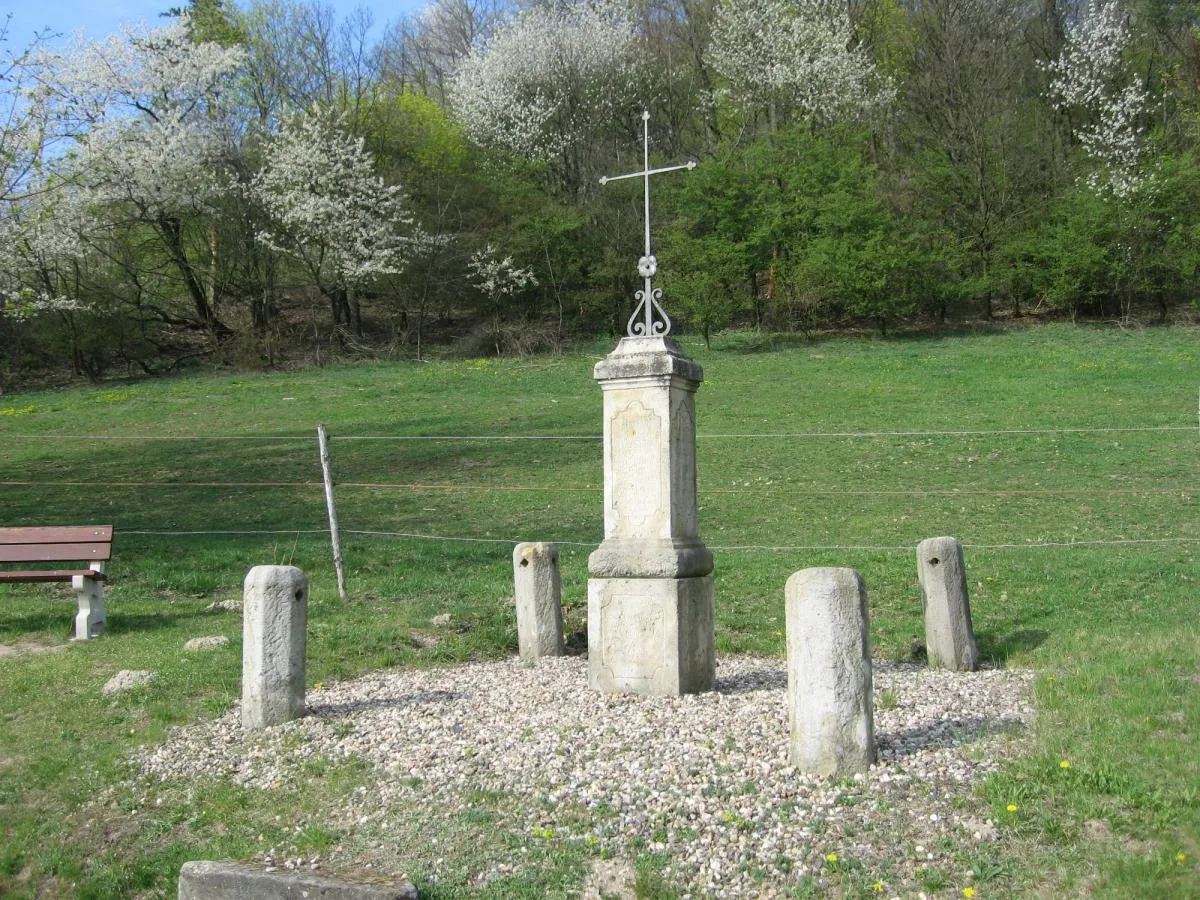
[317,425,348,600]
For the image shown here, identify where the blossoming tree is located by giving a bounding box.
[23,19,246,331]
[706,0,891,128]
[449,0,643,190]
[251,108,431,336]
[466,243,537,354]
[1048,0,1151,199]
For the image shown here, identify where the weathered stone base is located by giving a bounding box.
[587,576,714,696]
[178,860,416,899]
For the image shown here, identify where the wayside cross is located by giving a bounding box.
[599,110,696,338]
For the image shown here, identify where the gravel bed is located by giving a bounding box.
[136,656,1035,895]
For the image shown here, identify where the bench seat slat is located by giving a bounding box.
[0,526,113,545]
[0,569,107,583]
[0,543,112,563]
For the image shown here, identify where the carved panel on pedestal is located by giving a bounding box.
[610,400,665,534]
[600,591,665,688]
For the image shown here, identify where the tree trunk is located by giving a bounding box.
[157,216,226,333]
[348,284,363,337]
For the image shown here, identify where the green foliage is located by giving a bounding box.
[6,0,1200,384]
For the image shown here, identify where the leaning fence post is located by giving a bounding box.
[316,424,348,600]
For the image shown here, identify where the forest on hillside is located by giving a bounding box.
[1,0,1198,383]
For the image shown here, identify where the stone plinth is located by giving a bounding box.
[178,860,417,899]
[514,542,564,661]
[242,565,307,730]
[917,536,979,671]
[588,336,714,696]
[785,567,875,776]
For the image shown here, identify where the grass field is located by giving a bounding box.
[0,322,1197,897]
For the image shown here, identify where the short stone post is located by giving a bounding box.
[242,566,308,730]
[785,567,875,776]
[917,537,979,671]
[513,542,564,661]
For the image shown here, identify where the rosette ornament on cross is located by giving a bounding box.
[599,111,696,338]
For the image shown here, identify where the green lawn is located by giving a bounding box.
[0,322,1197,897]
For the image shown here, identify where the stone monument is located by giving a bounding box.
[588,112,714,697]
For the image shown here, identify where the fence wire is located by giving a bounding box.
[5,421,1196,554]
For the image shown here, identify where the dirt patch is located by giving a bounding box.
[0,641,68,659]
[581,858,636,900]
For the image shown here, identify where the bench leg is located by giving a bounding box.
[71,575,105,640]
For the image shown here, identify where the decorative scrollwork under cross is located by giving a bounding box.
[599,111,696,338]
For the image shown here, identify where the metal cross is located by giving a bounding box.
[599,110,696,338]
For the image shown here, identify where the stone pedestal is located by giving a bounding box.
[588,337,714,696]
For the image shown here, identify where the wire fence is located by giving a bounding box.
[3,422,1196,556]
[2,423,1195,441]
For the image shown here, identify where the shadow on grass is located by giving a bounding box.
[2,608,197,642]
[709,321,1022,355]
[104,611,194,635]
[0,608,80,639]
[977,628,1050,664]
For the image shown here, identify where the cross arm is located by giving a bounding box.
[599,160,696,185]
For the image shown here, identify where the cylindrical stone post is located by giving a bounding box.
[513,542,564,661]
[917,537,979,671]
[242,565,308,730]
[785,567,875,776]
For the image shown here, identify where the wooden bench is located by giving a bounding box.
[0,526,113,640]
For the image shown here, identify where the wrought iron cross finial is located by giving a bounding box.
[599,110,696,338]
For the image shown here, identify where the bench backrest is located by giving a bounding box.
[0,526,114,565]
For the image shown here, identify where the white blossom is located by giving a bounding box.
[0,187,96,320]
[467,244,537,301]
[706,0,892,123]
[1047,1,1151,198]
[251,109,426,290]
[449,0,642,163]
[26,19,247,216]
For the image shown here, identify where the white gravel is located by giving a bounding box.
[135,656,1035,895]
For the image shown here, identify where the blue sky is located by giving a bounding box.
[5,0,429,44]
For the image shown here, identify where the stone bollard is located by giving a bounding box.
[917,537,979,671]
[242,565,308,730]
[785,567,876,776]
[513,542,565,661]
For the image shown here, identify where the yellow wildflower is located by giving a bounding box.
[825,853,838,864]
[872,883,884,893]
[1006,804,1019,813]
[1059,759,1071,769]
[1177,853,1188,863]
[963,889,976,898]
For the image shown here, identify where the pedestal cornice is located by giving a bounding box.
[593,336,704,385]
